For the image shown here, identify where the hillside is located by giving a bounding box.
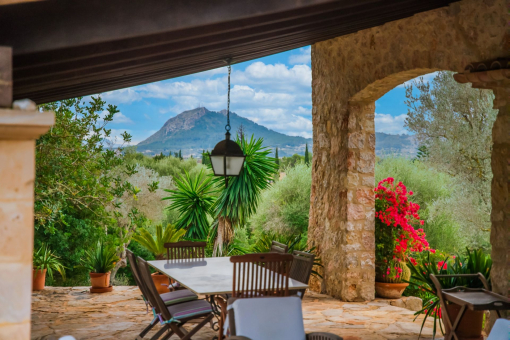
[136,107,417,157]
[136,107,311,157]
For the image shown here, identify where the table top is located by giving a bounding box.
[443,290,510,311]
[148,257,309,295]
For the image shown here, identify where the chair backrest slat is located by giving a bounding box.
[164,241,206,261]
[269,240,288,254]
[231,253,293,298]
[137,256,173,320]
[126,250,152,304]
[289,250,315,299]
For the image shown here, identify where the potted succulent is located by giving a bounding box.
[32,244,66,291]
[409,248,492,339]
[374,178,429,298]
[132,224,185,294]
[83,240,118,293]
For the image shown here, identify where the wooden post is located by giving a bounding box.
[0,46,12,108]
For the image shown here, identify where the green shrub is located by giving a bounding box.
[250,163,311,237]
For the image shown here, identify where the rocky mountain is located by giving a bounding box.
[136,107,311,157]
[136,107,417,157]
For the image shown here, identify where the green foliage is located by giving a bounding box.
[202,150,211,166]
[132,224,185,259]
[211,135,279,228]
[164,170,216,239]
[280,153,305,169]
[407,248,492,338]
[414,145,429,162]
[83,240,119,274]
[36,97,133,232]
[33,244,66,280]
[251,163,311,237]
[304,143,310,165]
[275,148,279,166]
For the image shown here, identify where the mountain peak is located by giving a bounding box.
[137,107,310,157]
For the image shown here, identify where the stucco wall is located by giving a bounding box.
[309,0,509,301]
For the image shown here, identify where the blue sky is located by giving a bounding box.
[94,46,421,145]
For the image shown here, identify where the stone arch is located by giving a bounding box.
[309,0,509,301]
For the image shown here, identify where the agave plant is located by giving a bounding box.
[83,240,118,274]
[132,224,186,259]
[210,135,279,254]
[407,248,492,339]
[163,169,216,240]
[33,244,66,280]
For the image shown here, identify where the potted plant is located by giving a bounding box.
[409,248,492,339]
[32,244,66,291]
[83,240,118,293]
[132,224,185,294]
[374,177,429,298]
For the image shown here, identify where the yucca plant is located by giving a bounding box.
[210,135,279,254]
[132,224,186,259]
[33,244,66,280]
[407,248,492,339]
[163,169,216,240]
[83,240,118,273]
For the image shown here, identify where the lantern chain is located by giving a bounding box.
[226,64,231,132]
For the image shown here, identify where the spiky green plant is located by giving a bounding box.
[132,224,186,259]
[407,248,492,339]
[210,135,279,253]
[33,244,66,280]
[83,240,118,273]
[163,169,216,240]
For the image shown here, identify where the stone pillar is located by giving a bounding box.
[490,85,510,303]
[0,47,54,340]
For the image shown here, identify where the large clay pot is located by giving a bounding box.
[151,273,170,294]
[89,272,111,288]
[445,304,484,340]
[375,282,409,299]
[33,268,47,291]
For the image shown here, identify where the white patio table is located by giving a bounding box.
[148,257,308,340]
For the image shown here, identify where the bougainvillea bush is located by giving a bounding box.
[374,177,430,283]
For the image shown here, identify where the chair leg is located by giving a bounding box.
[137,317,158,339]
[181,315,214,340]
[150,324,171,340]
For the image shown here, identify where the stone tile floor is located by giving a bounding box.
[32,286,442,340]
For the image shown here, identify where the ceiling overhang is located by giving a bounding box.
[0,0,458,104]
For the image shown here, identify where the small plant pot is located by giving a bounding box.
[32,268,47,291]
[151,273,170,294]
[375,282,409,299]
[89,272,111,289]
[445,304,484,340]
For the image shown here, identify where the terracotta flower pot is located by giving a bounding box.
[32,268,47,291]
[151,273,170,294]
[89,272,111,288]
[375,282,409,299]
[445,304,484,340]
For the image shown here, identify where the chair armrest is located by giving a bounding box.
[307,332,343,340]
[226,337,252,340]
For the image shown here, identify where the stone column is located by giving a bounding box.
[490,85,510,303]
[0,47,54,339]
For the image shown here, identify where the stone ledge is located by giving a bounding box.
[0,109,54,140]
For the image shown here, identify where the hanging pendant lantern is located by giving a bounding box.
[210,61,245,181]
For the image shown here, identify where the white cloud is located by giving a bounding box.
[100,110,133,124]
[288,47,311,65]
[374,113,409,134]
[144,114,151,120]
[101,88,143,104]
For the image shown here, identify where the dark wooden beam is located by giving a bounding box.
[0,0,459,103]
[0,47,12,107]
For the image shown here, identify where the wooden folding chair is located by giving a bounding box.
[230,253,294,298]
[126,250,198,339]
[137,256,214,340]
[269,241,288,254]
[289,250,315,299]
[430,273,510,340]
[164,241,206,260]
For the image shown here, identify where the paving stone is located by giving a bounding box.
[31,287,439,340]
